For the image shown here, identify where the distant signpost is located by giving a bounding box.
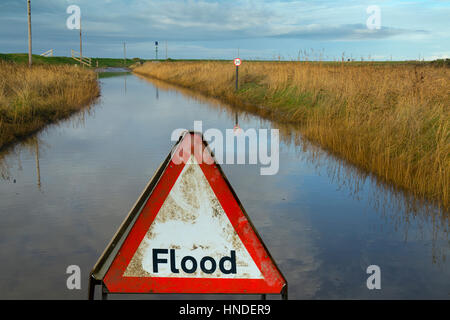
[234,58,242,91]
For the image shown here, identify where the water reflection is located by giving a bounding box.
[35,138,41,190]
[0,73,448,299]
[1,137,39,189]
[0,105,95,189]
[135,75,449,265]
[124,73,127,95]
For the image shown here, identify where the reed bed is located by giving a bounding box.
[0,62,99,149]
[134,61,450,209]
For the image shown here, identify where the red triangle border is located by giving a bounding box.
[103,132,286,294]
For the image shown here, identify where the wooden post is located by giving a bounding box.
[235,65,239,91]
[123,42,126,66]
[27,0,32,67]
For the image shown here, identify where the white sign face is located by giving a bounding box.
[124,155,263,279]
[234,58,242,66]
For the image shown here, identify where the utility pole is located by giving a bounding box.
[27,0,32,67]
[123,42,126,66]
[79,15,82,66]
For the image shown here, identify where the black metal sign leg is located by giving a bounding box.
[281,284,288,300]
[88,276,95,300]
[101,283,108,300]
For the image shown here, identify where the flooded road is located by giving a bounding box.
[0,72,448,299]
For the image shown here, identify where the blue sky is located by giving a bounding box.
[1,0,449,60]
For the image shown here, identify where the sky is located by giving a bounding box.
[0,0,449,61]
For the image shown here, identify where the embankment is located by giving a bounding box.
[0,62,99,149]
[134,61,450,209]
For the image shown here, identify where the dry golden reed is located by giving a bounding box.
[0,62,99,149]
[134,61,450,208]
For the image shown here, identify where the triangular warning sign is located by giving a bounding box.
[90,132,286,295]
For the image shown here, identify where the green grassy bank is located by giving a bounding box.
[0,61,99,149]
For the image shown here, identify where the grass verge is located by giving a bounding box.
[0,61,99,149]
[134,61,450,209]
[0,53,145,68]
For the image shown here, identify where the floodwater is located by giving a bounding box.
[0,72,448,299]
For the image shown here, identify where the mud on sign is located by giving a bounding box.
[89,131,287,296]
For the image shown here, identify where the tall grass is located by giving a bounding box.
[134,61,450,209]
[0,62,99,149]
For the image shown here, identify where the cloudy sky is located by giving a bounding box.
[1,0,449,60]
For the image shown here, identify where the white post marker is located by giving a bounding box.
[234,58,242,91]
[88,131,287,299]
